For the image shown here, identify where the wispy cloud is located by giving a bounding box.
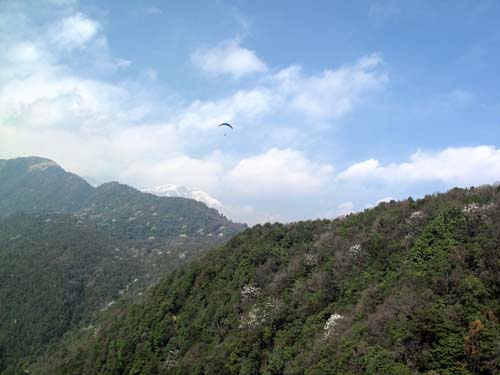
[272,54,387,120]
[369,0,401,19]
[325,201,354,218]
[138,6,162,15]
[49,12,99,50]
[186,52,387,127]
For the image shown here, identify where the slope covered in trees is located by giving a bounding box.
[0,157,245,280]
[0,157,246,374]
[79,181,245,265]
[0,157,92,216]
[36,185,500,375]
[0,156,246,244]
[0,214,145,374]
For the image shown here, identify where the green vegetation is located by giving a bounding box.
[0,214,143,374]
[0,157,246,247]
[0,157,245,374]
[0,157,92,216]
[2,156,500,374]
[80,181,246,262]
[33,185,500,374]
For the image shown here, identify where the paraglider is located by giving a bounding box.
[218,123,233,136]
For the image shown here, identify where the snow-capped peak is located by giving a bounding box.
[142,184,223,208]
[83,176,104,187]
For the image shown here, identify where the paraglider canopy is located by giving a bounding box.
[218,123,233,136]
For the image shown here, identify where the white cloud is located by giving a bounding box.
[9,42,40,63]
[50,12,99,50]
[336,158,380,180]
[225,148,334,197]
[376,196,395,204]
[121,154,224,191]
[191,38,267,79]
[326,201,354,218]
[363,196,396,209]
[221,204,283,225]
[177,88,275,130]
[110,124,181,160]
[273,54,387,120]
[185,52,386,127]
[0,3,391,225]
[0,70,130,129]
[337,201,355,215]
[337,146,500,187]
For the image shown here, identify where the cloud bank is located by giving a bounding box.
[337,146,500,187]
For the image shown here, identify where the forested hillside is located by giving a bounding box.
[0,157,92,215]
[0,157,245,374]
[0,157,246,244]
[0,214,145,374]
[79,181,245,265]
[0,157,245,281]
[36,185,500,375]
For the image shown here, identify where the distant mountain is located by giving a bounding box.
[0,157,245,241]
[80,181,246,269]
[0,157,92,216]
[82,175,104,187]
[142,184,223,209]
[0,156,246,374]
[0,157,245,257]
[36,185,500,375]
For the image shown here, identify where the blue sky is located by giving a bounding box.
[1,0,500,224]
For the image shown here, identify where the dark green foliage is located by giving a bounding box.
[0,157,245,374]
[34,185,500,374]
[79,181,246,263]
[0,157,246,251]
[0,214,144,374]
